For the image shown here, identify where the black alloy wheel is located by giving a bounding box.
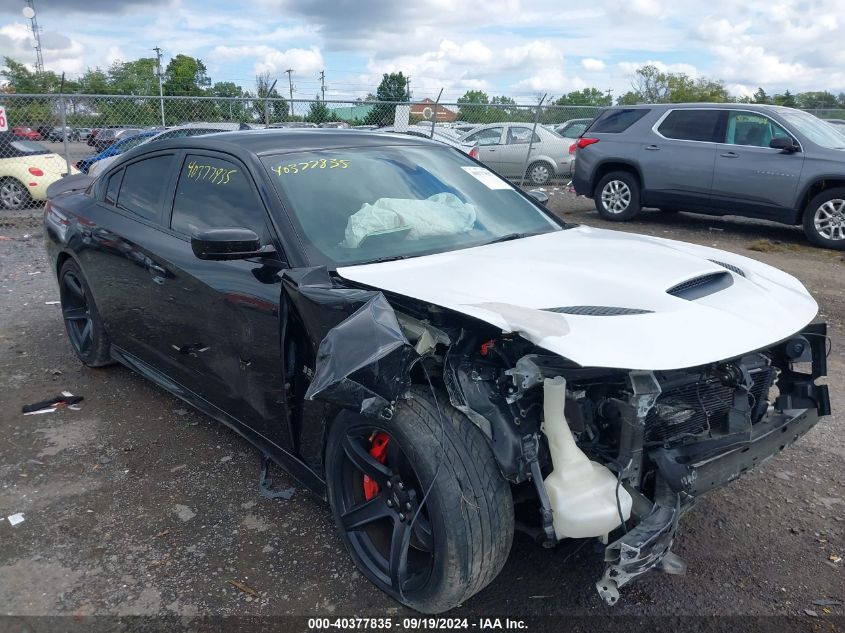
[334,427,435,596]
[326,388,514,613]
[59,259,112,366]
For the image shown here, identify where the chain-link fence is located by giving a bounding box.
[0,93,601,210]
[2,92,844,211]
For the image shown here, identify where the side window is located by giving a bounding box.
[726,112,792,147]
[171,154,267,238]
[588,109,650,133]
[465,127,503,146]
[116,155,174,221]
[104,169,123,206]
[657,110,723,143]
[562,122,589,138]
[507,127,540,144]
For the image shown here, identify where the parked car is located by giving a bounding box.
[572,103,845,249]
[77,127,94,141]
[88,124,248,176]
[46,126,81,142]
[77,129,159,174]
[12,126,42,141]
[45,129,829,613]
[554,117,594,139]
[0,132,78,210]
[458,122,571,184]
[92,127,143,151]
[375,125,478,156]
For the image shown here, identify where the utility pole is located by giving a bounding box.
[285,69,294,117]
[22,1,44,74]
[153,46,165,127]
[406,76,411,101]
[319,70,326,101]
[264,79,277,126]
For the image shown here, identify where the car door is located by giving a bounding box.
[79,153,179,365]
[641,109,723,209]
[497,125,541,177]
[142,150,291,448]
[710,110,805,219]
[462,126,505,172]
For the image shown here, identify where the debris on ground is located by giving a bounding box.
[44,301,60,305]
[804,609,818,617]
[747,239,800,253]
[7,513,24,527]
[227,580,259,598]
[172,408,189,417]
[173,505,196,522]
[22,391,83,415]
[813,599,842,606]
[258,455,295,501]
[829,554,841,563]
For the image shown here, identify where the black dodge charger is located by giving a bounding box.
[44,130,829,613]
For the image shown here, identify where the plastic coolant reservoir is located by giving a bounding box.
[542,376,632,540]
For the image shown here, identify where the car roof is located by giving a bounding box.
[139,129,443,157]
[602,102,796,113]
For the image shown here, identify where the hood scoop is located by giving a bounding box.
[667,271,733,300]
[709,259,746,277]
[543,306,653,316]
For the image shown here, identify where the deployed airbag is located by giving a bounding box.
[343,193,477,248]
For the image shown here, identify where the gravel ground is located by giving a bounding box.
[0,197,843,628]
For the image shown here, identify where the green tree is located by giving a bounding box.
[107,58,159,95]
[306,95,330,123]
[1,57,63,93]
[794,90,838,109]
[624,64,728,104]
[163,54,210,96]
[253,72,288,122]
[554,88,612,106]
[752,87,770,104]
[77,68,110,94]
[456,89,489,121]
[773,90,796,107]
[364,72,410,124]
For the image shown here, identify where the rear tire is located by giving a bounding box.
[0,178,32,211]
[325,387,514,613]
[59,259,113,367]
[526,161,553,185]
[803,187,845,250]
[595,171,641,221]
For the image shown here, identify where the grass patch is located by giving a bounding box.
[747,239,801,253]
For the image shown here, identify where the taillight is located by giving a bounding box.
[28,167,44,176]
[568,143,577,155]
[576,137,599,149]
[469,146,479,159]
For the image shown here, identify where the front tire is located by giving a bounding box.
[595,171,641,221]
[803,187,845,250]
[325,387,514,613]
[59,259,113,367]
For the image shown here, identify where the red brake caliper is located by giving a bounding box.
[363,432,390,501]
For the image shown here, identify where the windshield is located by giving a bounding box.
[262,145,561,267]
[778,109,845,149]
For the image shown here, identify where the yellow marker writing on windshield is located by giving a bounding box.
[186,162,237,185]
[272,158,349,176]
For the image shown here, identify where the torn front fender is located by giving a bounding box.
[282,267,419,419]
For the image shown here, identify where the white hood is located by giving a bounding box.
[337,226,817,371]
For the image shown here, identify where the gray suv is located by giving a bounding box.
[572,103,845,249]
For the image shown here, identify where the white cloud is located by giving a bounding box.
[581,58,605,71]
[513,69,585,94]
[213,45,324,76]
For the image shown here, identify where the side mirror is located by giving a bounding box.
[770,137,799,153]
[191,227,271,261]
[527,190,549,205]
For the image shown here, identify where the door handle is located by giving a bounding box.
[720,151,738,158]
[146,262,167,276]
[644,145,660,151]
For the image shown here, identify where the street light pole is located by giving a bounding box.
[285,69,294,117]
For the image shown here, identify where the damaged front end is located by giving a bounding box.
[440,322,830,605]
[285,267,830,606]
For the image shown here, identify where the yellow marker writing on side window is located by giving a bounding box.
[186,161,237,185]
[271,158,349,176]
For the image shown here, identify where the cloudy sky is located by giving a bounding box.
[1,0,843,103]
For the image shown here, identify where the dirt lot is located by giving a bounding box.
[0,197,843,628]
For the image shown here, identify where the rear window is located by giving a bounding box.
[587,109,650,133]
[657,110,724,143]
[117,155,175,221]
